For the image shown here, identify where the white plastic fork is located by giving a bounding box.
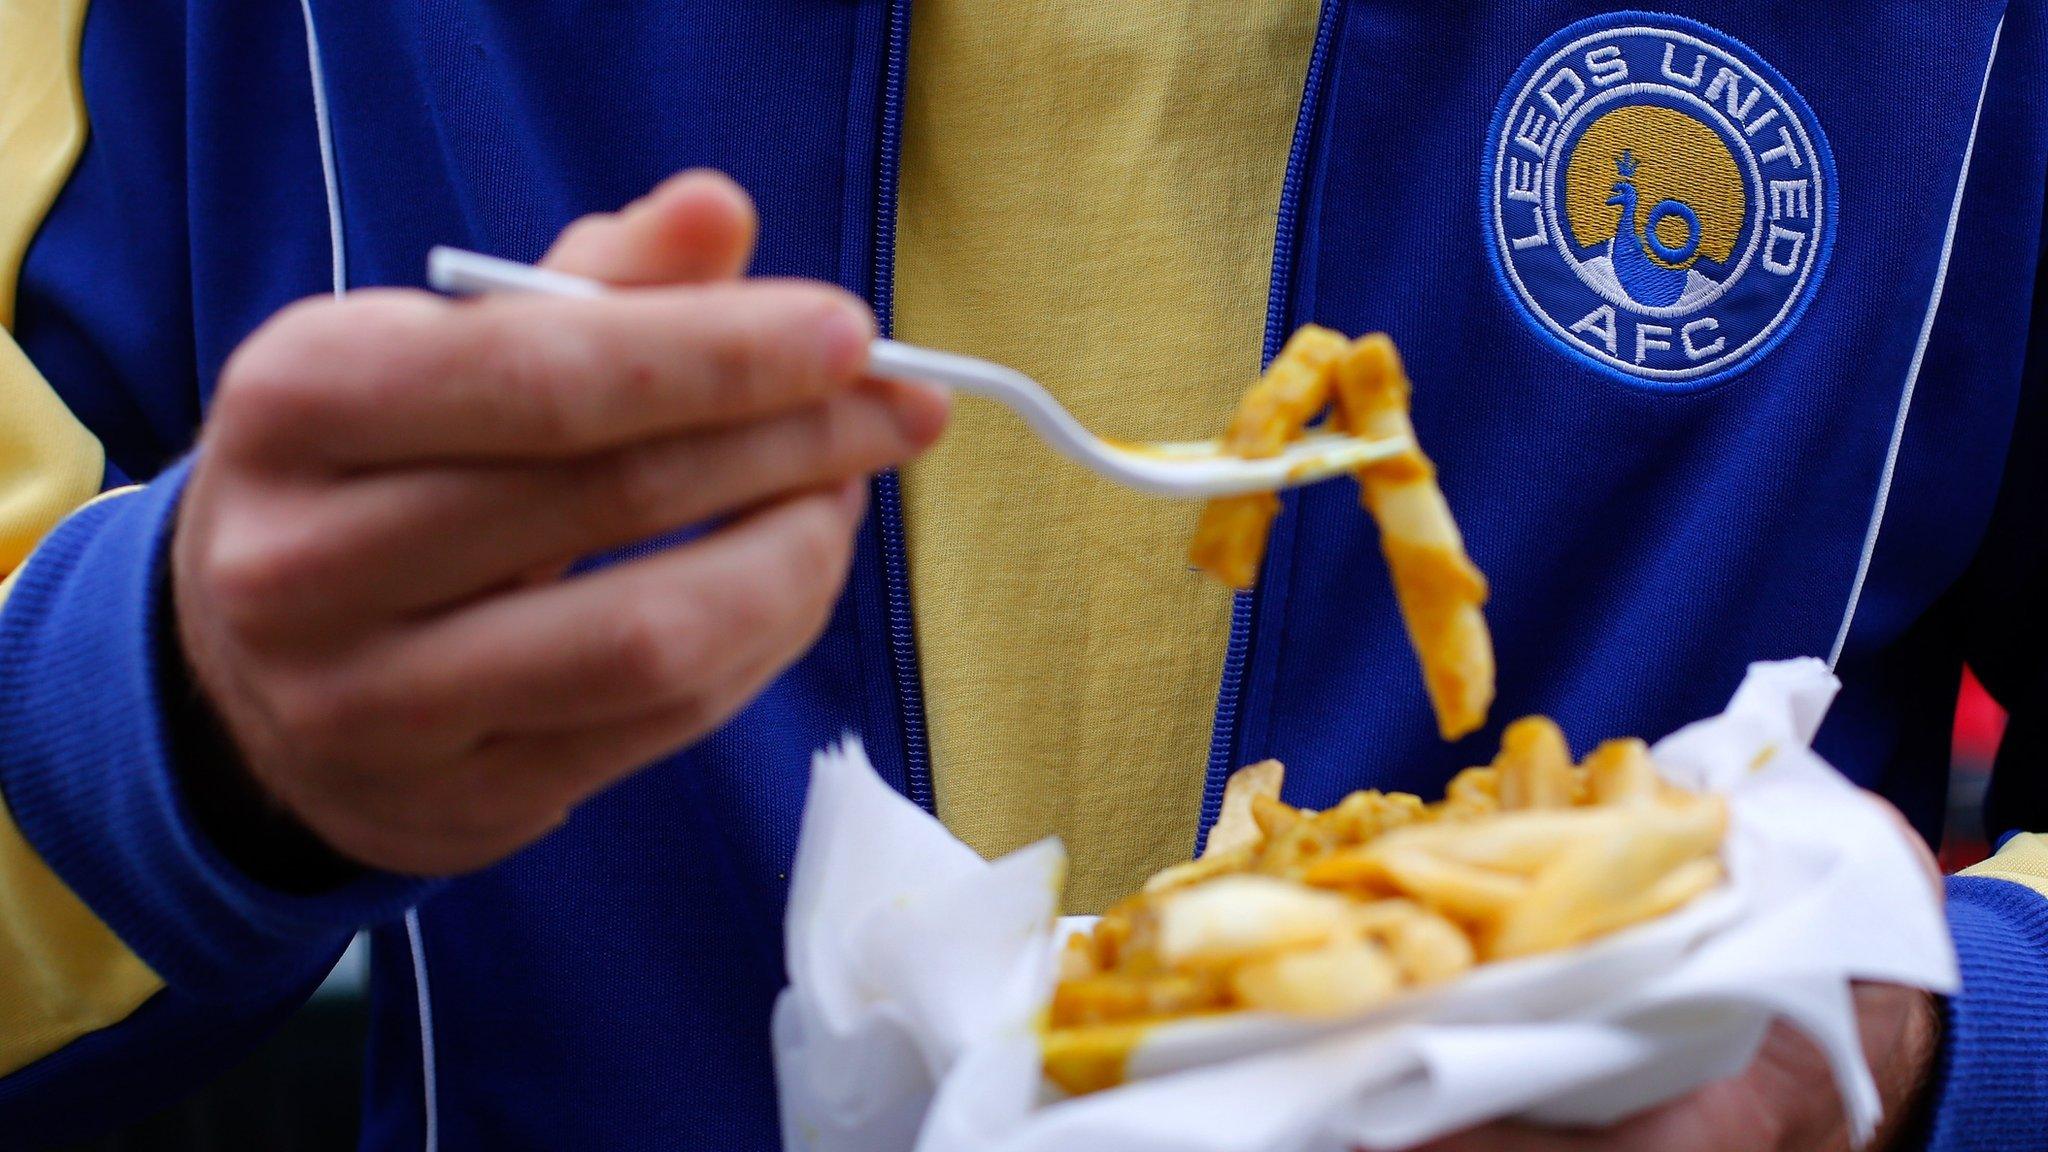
[427,246,1411,497]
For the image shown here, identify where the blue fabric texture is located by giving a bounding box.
[1927,877,2048,1151]
[0,462,428,999]
[0,0,2045,1148]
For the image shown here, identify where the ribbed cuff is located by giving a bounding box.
[1919,875,2048,1151]
[0,458,431,1000]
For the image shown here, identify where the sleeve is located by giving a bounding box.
[1914,230,2048,1151]
[0,3,424,1142]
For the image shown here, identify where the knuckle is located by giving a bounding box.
[779,282,871,366]
[216,293,447,452]
[266,674,363,755]
[798,284,868,333]
[200,526,313,624]
[481,312,607,450]
[760,279,859,321]
[1749,1103,1791,1149]
[741,507,853,636]
[680,281,865,418]
[658,693,718,745]
[437,777,540,843]
[699,316,771,414]
[608,599,706,697]
[343,293,454,382]
[592,445,675,537]
[702,283,853,406]
[800,400,859,464]
[783,503,855,579]
[216,323,327,446]
[719,576,786,639]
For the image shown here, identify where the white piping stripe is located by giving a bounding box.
[297,13,421,1145]
[405,908,441,1152]
[1828,17,2003,670]
[301,4,433,1146]
[297,0,346,297]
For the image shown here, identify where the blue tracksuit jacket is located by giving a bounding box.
[1,3,2045,1149]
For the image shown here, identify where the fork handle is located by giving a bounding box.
[867,339,1010,395]
[427,247,1120,480]
[866,339,1105,467]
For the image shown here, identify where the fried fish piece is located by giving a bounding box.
[1187,491,1279,589]
[1436,765,1502,820]
[1218,325,1353,456]
[1330,334,1495,740]
[1250,792,1307,840]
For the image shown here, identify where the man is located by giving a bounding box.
[0,2,2041,1149]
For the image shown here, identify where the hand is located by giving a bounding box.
[172,170,948,876]
[1415,983,1940,1152]
[1419,805,1946,1152]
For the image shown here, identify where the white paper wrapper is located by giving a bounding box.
[774,659,1957,1152]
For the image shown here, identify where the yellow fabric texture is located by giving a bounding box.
[0,0,166,1077]
[893,0,1319,912]
[1962,832,2048,900]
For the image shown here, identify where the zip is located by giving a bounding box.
[1196,0,1345,850]
[869,0,935,813]
[867,0,1340,824]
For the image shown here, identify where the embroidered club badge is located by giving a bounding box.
[1484,12,1834,386]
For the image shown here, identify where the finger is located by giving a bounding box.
[469,613,800,801]
[1410,1110,1660,1151]
[544,169,758,285]
[1412,1125,1603,1152]
[1412,1074,1783,1152]
[215,281,876,466]
[326,651,787,878]
[326,580,813,877]
[363,482,865,747]
[247,379,944,625]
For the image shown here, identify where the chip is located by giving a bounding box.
[1188,328,1495,741]
[1495,716,1575,810]
[1187,326,1349,590]
[1155,875,1355,967]
[1041,718,1726,1094]
[1331,335,1494,740]
[1229,935,1401,1016]
[1204,759,1285,859]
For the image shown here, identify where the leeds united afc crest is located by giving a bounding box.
[1484,12,1834,387]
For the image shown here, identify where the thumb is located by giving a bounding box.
[542,168,758,285]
